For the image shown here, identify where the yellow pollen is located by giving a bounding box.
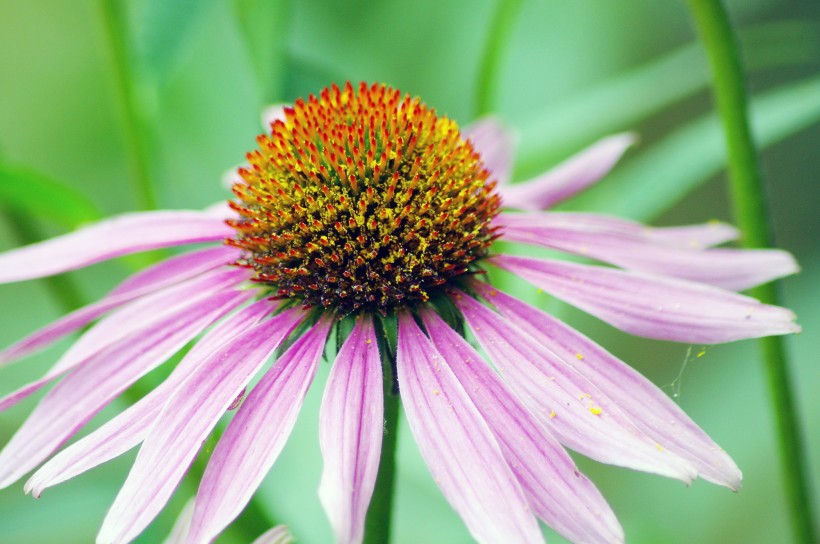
[227,82,500,315]
[589,405,602,416]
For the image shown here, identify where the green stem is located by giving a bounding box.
[2,208,85,312]
[474,0,523,118]
[98,0,158,210]
[363,354,401,544]
[687,2,817,543]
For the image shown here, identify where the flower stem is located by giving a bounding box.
[474,0,523,118]
[687,2,817,542]
[363,352,401,544]
[98,0,158,210]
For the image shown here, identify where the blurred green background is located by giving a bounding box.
[0,0,818,542]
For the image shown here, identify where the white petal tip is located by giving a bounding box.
[611,131,639,148]
[24,476,46,498]
[703,470,743,492]
[221,167,244,190]
[261,104,288,129]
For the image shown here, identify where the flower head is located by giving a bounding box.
[229,82,500,314]
[0,82,800,544]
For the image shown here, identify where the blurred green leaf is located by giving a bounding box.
[131,0,217,83]
[515,21,820,180]
[234,0,291,102]
[0,163,101,228]
[562,75,820,221]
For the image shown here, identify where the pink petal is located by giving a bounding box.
[472,281,743,489]
[109,246,238,297]
[463,117,516,185]
[500,133,636,210]
[492,254,800,344]
[497,211,738,249]
[0,246,238,367]
[318,316,383,544]
[0,267,249,411]
[0,289,249,489]
[453,292,697,482]
[203,201,237,218]
[0,210,233,284]
[25,299,275,497]
[420,309,623,544]
[498,213,798,290]
[650,222,740,248]
[396,313,544,544]
[186,317,331,544]
[97,308,305,544]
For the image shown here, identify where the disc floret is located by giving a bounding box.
[227,82,500,315]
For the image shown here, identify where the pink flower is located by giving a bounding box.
[0,82,800,544]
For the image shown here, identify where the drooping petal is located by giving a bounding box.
[186,317,331,544]
[0,267,249,411]
[203,200,238,219]
[318,316,383,544]
[650,222,740,248]
[0,247,238,367]
[500,133,636,210]
[498,213,798,290]
[497,211,738,249]
[396,313,543,544]
[96,308,305,544]
[25,299,275,497]
[454,292,697,482]
[420,309,623,544]
[0,210,233,284]
[463,117,515,186]
[472,281,742,489]
[109,246,238,297]
[492,254,800,343]
[0,289,250,489]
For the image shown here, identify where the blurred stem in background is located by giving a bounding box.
[1,207,85,312]
[98,0,158,211]
[474,0,523,118]
[686,2,817,543]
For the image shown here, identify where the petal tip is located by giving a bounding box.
[612,131,640,148]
